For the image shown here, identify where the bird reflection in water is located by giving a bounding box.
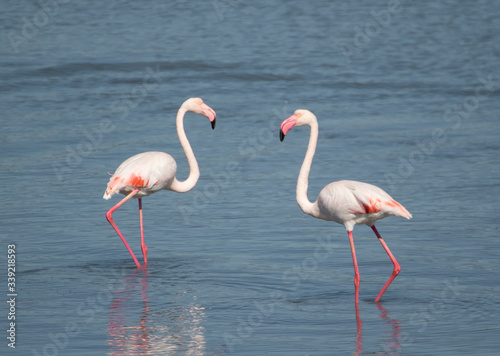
[107,269,206,355]
[376,302,401,355]
[354,301,363,356]
[352,298,401,355]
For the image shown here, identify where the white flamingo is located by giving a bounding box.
[103,98,216,268]
[279,109,412,303]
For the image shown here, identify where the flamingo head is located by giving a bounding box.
[279,109,316,141]
[184,97,217,129]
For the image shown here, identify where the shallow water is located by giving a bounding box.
[1,0,500,355]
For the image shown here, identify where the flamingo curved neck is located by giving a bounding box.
[296,120,319,217]
[170,107,200,193]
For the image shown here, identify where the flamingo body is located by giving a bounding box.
[316,180,411,231]
[103,151,177,200]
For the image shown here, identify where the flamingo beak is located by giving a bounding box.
[201,103,216,130]
[279,115,298,141]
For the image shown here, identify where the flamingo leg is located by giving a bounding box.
[138,198,148,266]
[372,225,401,302]
[348,231,361,306]
[106,189,142,268]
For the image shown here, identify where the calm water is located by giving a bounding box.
[1,1,500,355]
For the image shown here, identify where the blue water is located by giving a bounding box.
[1,0,500,355]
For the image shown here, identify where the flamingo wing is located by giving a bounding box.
[342,181,412,219]
[316,180,411,226]
[103,152,177,199]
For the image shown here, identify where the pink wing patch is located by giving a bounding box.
[361,199,382,214]
[351,198,410,217]
[126,173,148,187]
[351,198,382,214]
[384,199,412,218]
[107,173,150,192]
[107,176,122,191]
[385,199,402,209]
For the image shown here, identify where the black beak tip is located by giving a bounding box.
[211,117,216,130]
[279,129,285,142]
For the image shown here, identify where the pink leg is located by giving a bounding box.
[138,198,148,266]
[105,189,141,268]
[372,225,401,302]
[348,231,361,306]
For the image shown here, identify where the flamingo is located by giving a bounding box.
[103,97,216,269]
[279,109,412,303]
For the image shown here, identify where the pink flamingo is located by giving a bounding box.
[279,109,412,303]
[103,98,216,268]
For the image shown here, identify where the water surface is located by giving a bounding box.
[1,1,500,355]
